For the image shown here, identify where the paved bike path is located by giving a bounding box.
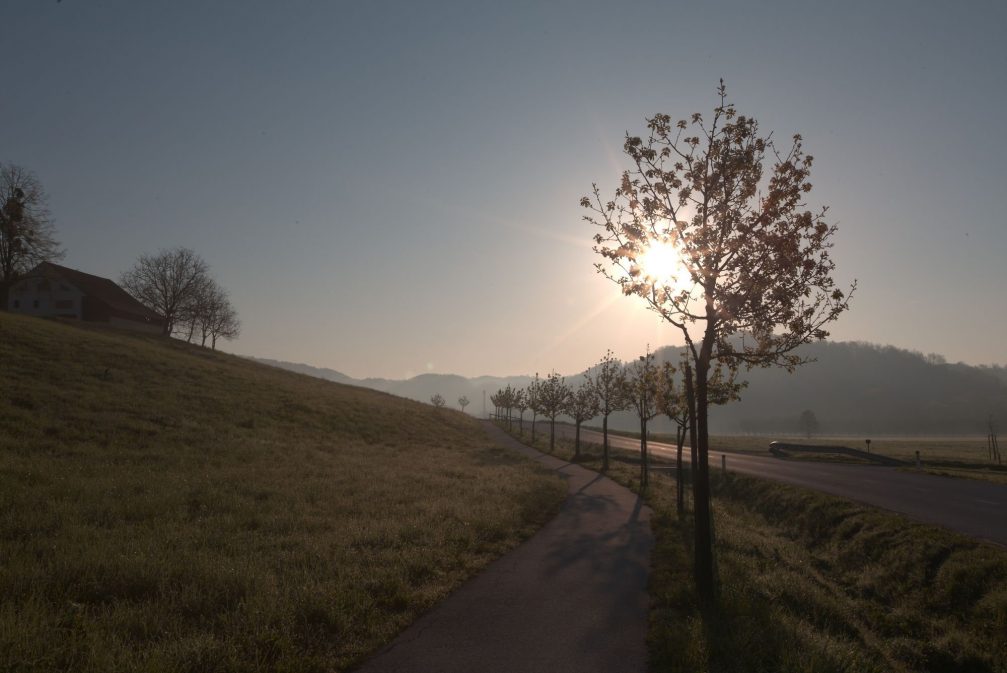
[354,422,653,673]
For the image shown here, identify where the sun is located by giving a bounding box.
[637,239,686,288]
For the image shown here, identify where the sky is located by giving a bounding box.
[3,0,1005,379]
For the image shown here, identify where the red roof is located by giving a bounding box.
[30,262,164,323]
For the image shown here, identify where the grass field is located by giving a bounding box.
[0,313,566,672]
[501,423,1007,673]
[593,425,1006,482]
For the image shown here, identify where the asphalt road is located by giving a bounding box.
[354,422,653,673]
[558,425,1007,547]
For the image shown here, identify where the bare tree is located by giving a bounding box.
[203,291,240,349]
[585,349,629,471]
[458,395,470,413]
[430,393,445,408]
[586,82,854,602]
[989,415,1002,465]
[799,409,819,438]
[120,248,210,336]
[0,163,63,306]
[174,275,215,343]
[538,371,571,451]
[172,276,239,349]
[565,383,600,460]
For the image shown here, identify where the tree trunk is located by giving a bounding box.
[602,414,610,471]
[693,346,715,605]
[574,420,581,459]
[531,412,537,442]
[640,417,648,487]
[676,424,685,514]
[518,411,524,436]
[685,360,698,487]
[549,417,556,451]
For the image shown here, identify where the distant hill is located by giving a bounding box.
[254,342,1007,436]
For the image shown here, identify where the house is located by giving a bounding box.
[7,262,164,333]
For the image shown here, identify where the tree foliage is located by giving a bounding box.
[584,81,853,602]
[525,374,542,442]
[565,382,600,459]
[585,349,629,470]
[537,371,571,451]
[624,350,662,486]
[430,393,445,408]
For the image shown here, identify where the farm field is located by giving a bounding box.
[593,425,1004,481]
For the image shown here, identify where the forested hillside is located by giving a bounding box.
[259,341,1007,435]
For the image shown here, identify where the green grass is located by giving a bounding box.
[0,313,566,672]
[501,423,1007,673]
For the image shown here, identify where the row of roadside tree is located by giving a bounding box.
[491,348,742,511]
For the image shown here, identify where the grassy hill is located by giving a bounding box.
[0,313,565,672]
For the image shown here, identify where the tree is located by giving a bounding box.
[565,383,600,460]
[659,355,744,514]
[430,393,445,408]
[537,371,571,451]
[799,409,819,438]
[513,390,528,435]
[625,350,661,487]
[526,374,542,443]
[585,349,629,471]
[988,415,1001,465]
[458,395,470,413]
[500,384,518,430]
[203,292,240,349]
[121,248,210,336]
[657,360,690,513]
[173,276,238,349]
[0,163,63,307]
[585,81,854,602]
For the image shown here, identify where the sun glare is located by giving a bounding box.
[637,240,685,287]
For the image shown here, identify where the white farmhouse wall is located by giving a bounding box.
[8,278,85,318]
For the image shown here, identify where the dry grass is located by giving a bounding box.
[0,313,565,672]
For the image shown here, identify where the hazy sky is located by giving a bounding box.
[4,1,1005,378]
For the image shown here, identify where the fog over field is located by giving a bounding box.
[258,340,1007,436]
